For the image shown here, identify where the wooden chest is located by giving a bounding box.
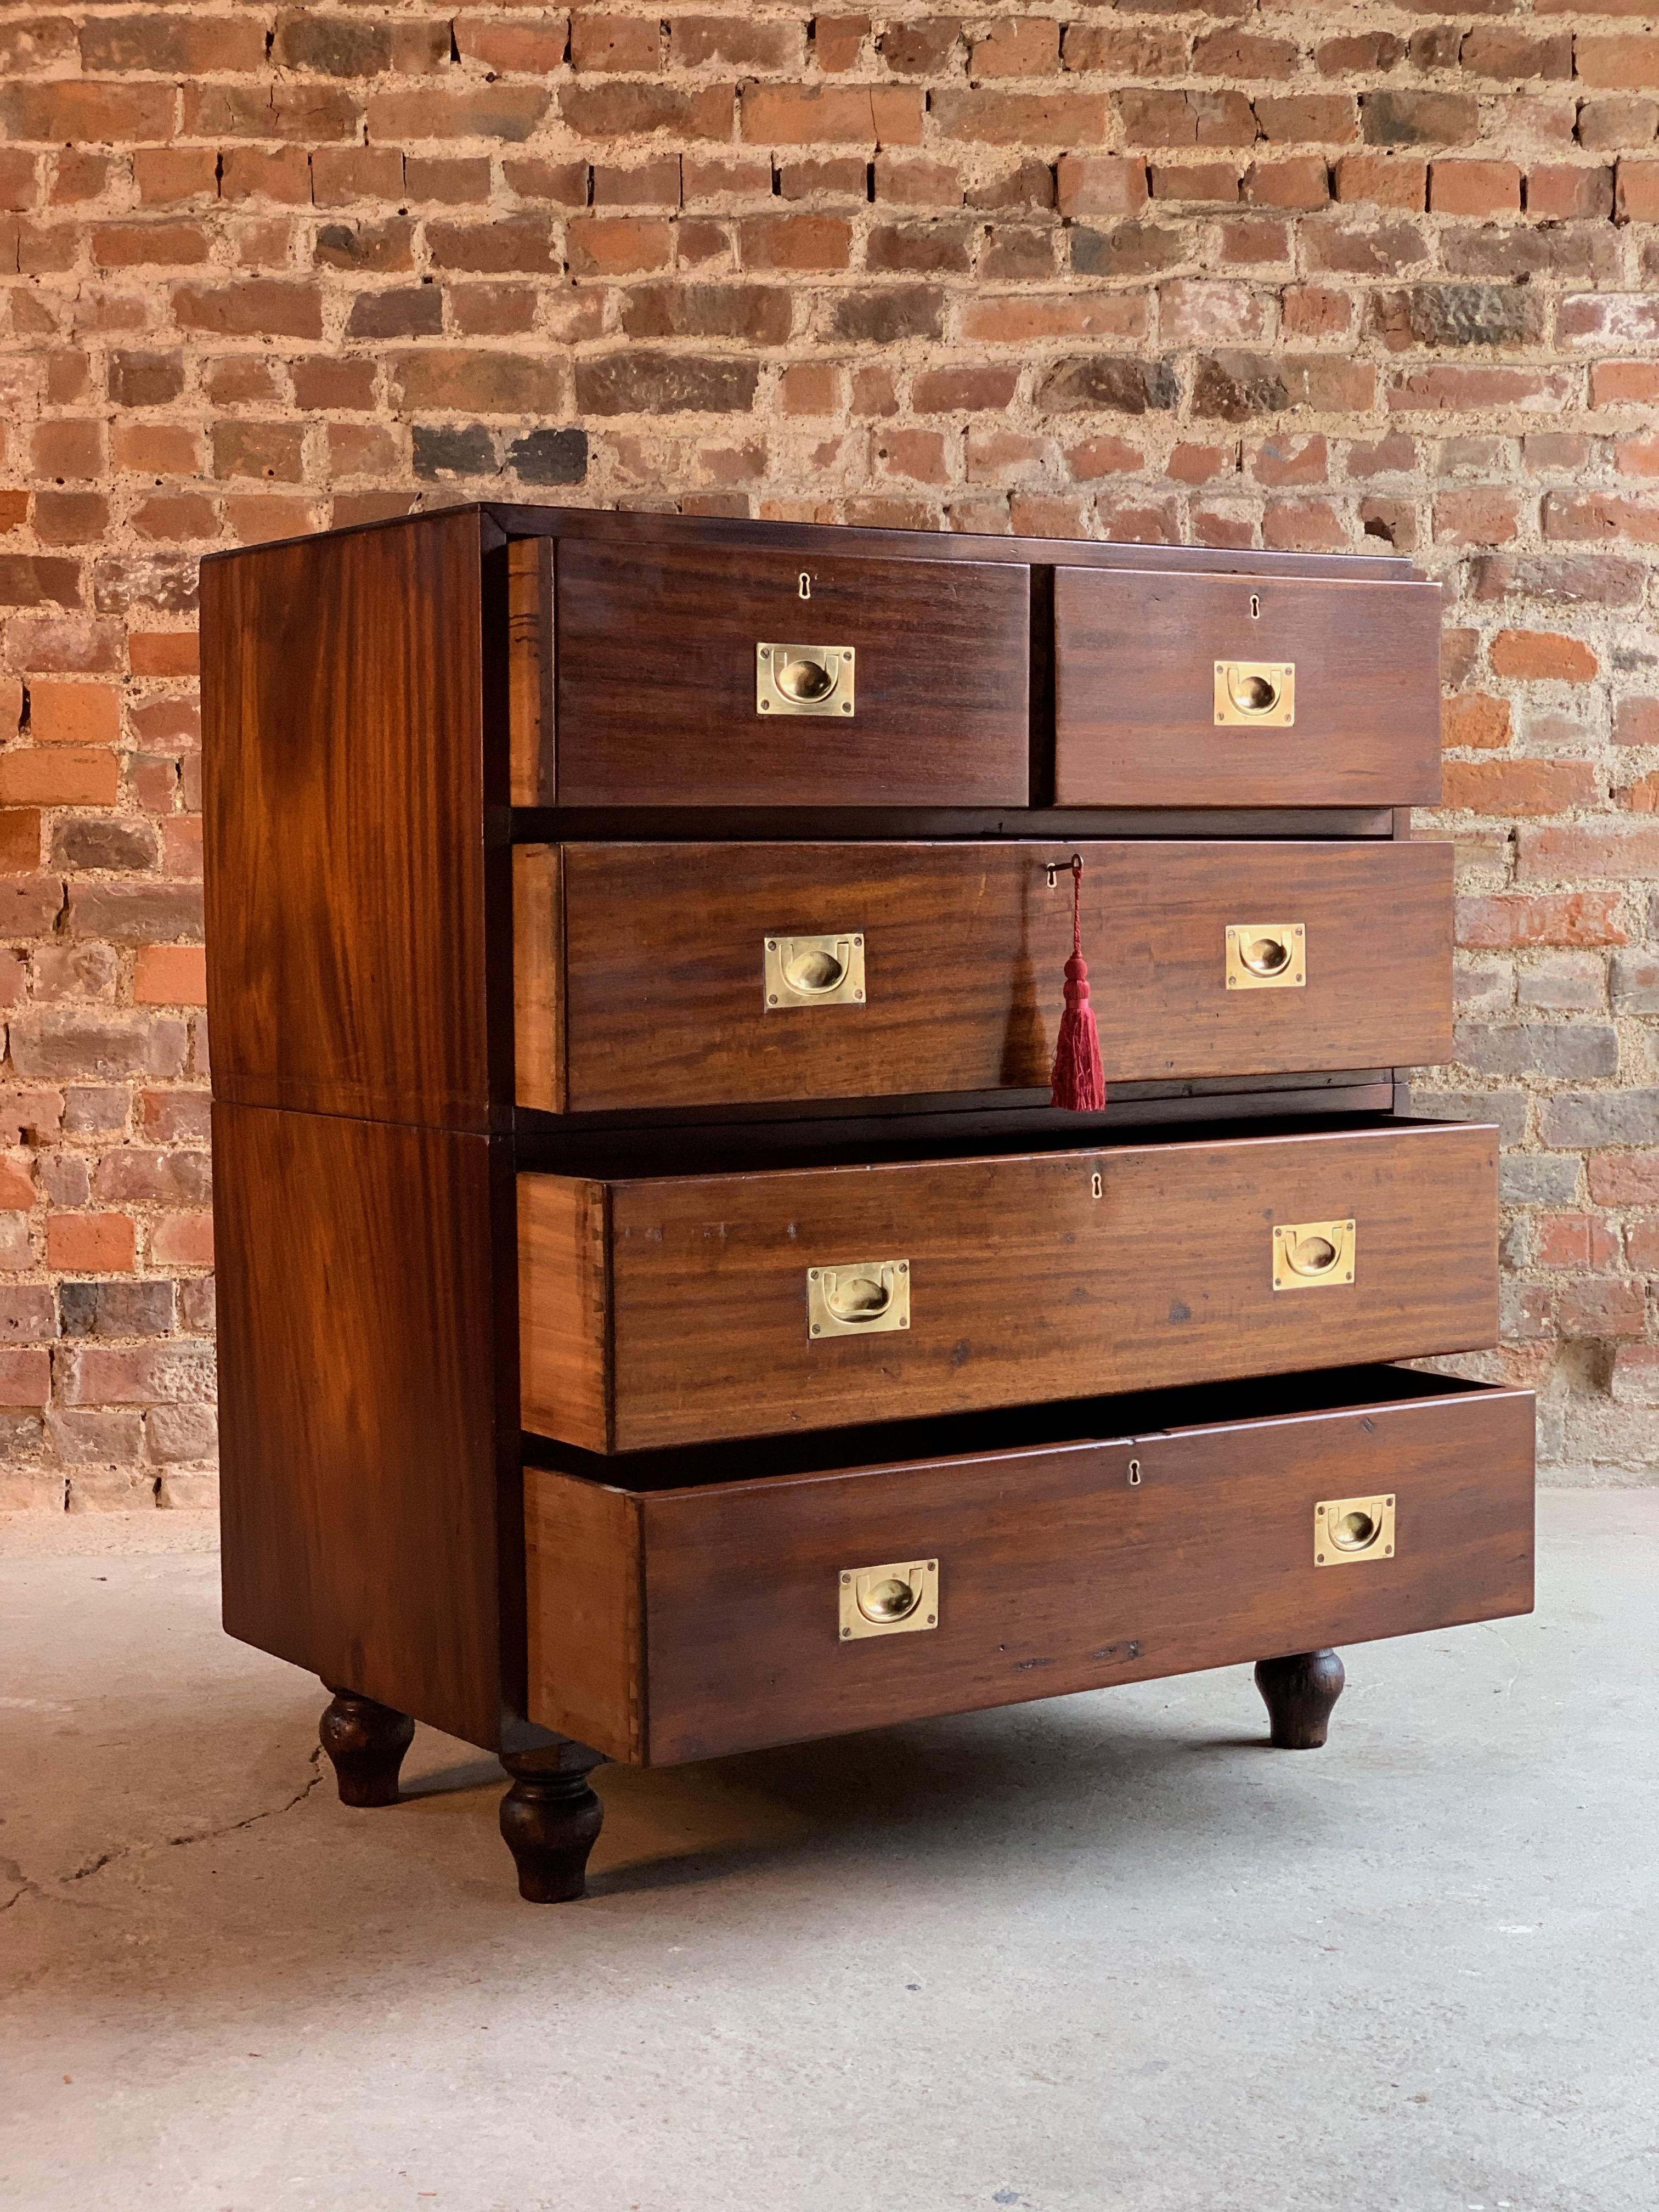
[202,507,1530,1903]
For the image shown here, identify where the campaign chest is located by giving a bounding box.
[201,506,1532,1901]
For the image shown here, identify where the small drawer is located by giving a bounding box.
[522,1369,1536,1764]
[514,837,1453,1114]
[540,540,1031,808]
[518,1118,1499,1453]
[1052,567,1442,808]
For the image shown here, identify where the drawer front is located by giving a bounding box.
[518,1120,1499,1452]
[516,838,1452,1114]
[551,541,1031,808]
[1053,568,1442,808]
[523,1375,1536,1763]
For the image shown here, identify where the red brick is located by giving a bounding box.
[1335,154,1427,211]
[1558,1279,1647,1340]
[150,1211,214,1266]
[743,82,926,145]
[46,1211,136,1272]
[1054,155,1147,219]
[0,1350,49,1408]
[1577,36,1659,91]
[1430,161,1521,218]
[1443,694,1513,751]
[1489,629,1599,682]
[0,748,119,806]
[1441,760,1599,817]
[1456,894,1629,949]
[1529,166,1613,222]
[29,682,121,747]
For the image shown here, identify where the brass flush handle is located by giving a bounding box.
[757,642,856,718]
[839,1558,939,1639]
[808,1259,910,1338]
[764,932,866,1009]
[1214,659,1295,728]
[1272,1217,1356,1291]
[1314,1493,1395,1567]
[1226,922,1306,992]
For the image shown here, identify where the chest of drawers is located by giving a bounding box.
[202,506,1532,1903]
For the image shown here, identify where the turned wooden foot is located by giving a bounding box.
[500,1743,605,1903]
[1254,1649,1345,1750]
[319,1684,415,1807]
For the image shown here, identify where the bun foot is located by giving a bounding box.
[1254,1649,1345,1750]
[319,1684,415,1807]
[500,1745,605,1903]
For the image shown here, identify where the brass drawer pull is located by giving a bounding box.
[1226,922,1305,991]
[1272,1218,1355,1290]
[839,1558,939,1639]
[757,641,856,717]
[1214,659,1295,727]
[764,932,865,1009]
[809,1259,910,1337]
[1314,1493,1395,1567]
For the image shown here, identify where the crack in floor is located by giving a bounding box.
[65,1748,326,1887]
[1,1857,41,1912]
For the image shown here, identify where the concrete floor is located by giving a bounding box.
[1,1494,1655,2212]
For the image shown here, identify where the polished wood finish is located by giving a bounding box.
[499,1742,605,1903]
[518,1119,1500,1453]
[524,1469,640,1762]
[215,1101,520,1749]
[516,838,1453,1114]
[1053,567,1442,810]
[507,534,555,806]
[512,844,563,1115]
[1255,1650,1346,1750]
[201,507,508,1132]
[523,1374,1533,1764]
[319,1684,416,1807]
[551,539,1031,808]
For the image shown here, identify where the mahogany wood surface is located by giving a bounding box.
[202,507,509,1132]
[1255,1650,1346,1749]
[551,539,1031,808]
[516,838,1453,1114]
[215,1101,521,1748]
[499,1743,606,1903]
[507,534,555,807]
[492,501,1413,583]
[523,1461,641,1762]
[518,1118,1500,1452]
[1053,567,1442,809]
[522,1378,1534,1764]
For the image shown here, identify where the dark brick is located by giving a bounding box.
[411,423,496,479]
[504,427,589,486]
[51,818,160,872]
[346,287,444,340]
[575,352,763,413]
[1371,285,1544,350]
[1361,92,1479,148]
[1035,356,1180,415]
[273,14,392,75]
[619,284,793,343]
[826,286,945,343]
[1070,222,1186,279]
[59,1279,177,1339]
[108,351,184,407]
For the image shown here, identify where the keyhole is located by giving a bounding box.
[799,572,812,600]
[1249,593,1260,620]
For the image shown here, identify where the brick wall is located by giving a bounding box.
[2,4,1657,1509]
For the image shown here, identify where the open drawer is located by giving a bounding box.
[523,1368,1536,1764]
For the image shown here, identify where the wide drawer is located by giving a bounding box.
[539,540,1030,808]
[1052,567,1442,808]
[518,1119,1498,1453]
[523,1368,1535,1764]
[514,837,1451,1114]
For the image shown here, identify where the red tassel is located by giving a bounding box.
[1050,855,1106,1113]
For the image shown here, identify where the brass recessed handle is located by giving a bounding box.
[764,932,866,1009]
[808,1259,910,1338]
[1314,1493,1395,1567]
[1272,1217,1355,1290]
[839,1558,939,1639]
[1226,922,1305,992]
[757,641,856,718]
[1214,659,1295,727]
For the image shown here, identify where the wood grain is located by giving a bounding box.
[518,838,1453,1114]
[518,1119,1500,1452]
[1053,567,1442,809]
[508,534,555,807]
[523,1474,640,1762]
[512,843,563,1114]
[215,1101,520,1748]
[202,507,507,1131]
[518,1172,611,1451]
[522,1376,1534,1764]
[551,539,1031,808]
